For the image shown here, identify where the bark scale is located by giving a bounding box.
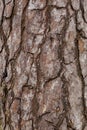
[0,0,87,130]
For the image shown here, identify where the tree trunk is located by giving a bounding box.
[0,0,87,130]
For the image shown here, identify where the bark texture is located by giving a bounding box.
[0,0,87,130]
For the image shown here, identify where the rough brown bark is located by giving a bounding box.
[0,0,87,130]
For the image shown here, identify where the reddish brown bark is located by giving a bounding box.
[0,0,87,130]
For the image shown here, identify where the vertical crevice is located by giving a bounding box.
[74,35,87,122]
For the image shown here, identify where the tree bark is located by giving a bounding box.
[0,0,87,130]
